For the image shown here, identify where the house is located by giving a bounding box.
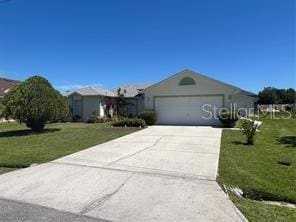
[66,84,149,121]
[66,87,117,122]
[0,77,21,122]
[0,77,21,98]
[66,69,256,125]
[144,69,256,125]
[112,84,150,117]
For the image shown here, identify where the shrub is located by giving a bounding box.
[87,114,97,123]
[87,114,107,123]
[218,111,239,128]
[2,76,69,131]
[72,115,81,122]
[96,116,107,123]
[112,118,146,127]
[240,119,259,145]
[138,111,157,125]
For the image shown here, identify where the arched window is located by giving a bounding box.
[179,77,196,86]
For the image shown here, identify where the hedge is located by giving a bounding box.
[112,118,146,127]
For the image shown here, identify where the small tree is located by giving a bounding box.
[240,119,259,145]
[116,88,128,118]
[2,76,69,131]
[51,92,69,122]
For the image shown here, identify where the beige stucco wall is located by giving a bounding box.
[144,70,256,113]
[72,94,82,100]
[67,94,103,121]
[137,97,145,113]
[125,97,146,117]
[82,96,101,121]
[126,98,137,117]
[232,94,256,116]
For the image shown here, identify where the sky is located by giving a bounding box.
[0,0,295,93]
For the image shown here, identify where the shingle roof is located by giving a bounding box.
[66,86,117,97]
[0,77,21,97]
[112,84,151,97]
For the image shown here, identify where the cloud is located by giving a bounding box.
[55,83,103,92]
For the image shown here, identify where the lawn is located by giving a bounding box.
[0,122,139,174]
[218,114,296,221]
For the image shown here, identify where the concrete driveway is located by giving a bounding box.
[0,126,246,221]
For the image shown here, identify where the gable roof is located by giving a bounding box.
[66,86,117,97]
[144,69,256,96]
[112,84,151,97]
[0,77,21,97]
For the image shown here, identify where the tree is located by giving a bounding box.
[240,119,259,145]
[276,89,286,104]
[51,92,69,122]
[258,87,296,104]
[258,87,278,104]
[116,88,128,118]
[2,76,69,131]
[285,88,296,104]
[0,98,5,119]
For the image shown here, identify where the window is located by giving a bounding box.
[73,99,83,117]
[179,77,196,86]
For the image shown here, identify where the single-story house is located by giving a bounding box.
[112,84,150,118]
[0,77,21,98]
[144,69,256,125]
[66,87,117,122]
[66,69,257,125]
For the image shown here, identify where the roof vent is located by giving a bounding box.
[179,77,196,86]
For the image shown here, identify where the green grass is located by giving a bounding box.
[230,193,296,222]
[0,167,16,174]
[218,115,296,221]
[0,122,139,173]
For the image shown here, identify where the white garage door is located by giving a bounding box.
[155,96,223,125]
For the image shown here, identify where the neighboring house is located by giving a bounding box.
[66,69,256,125]
[112,84,150,117]
[66,87,117,122]
[0,77,21,98]
[0,77,21,122]
[66,85,149,121]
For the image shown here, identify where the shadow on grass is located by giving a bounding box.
[278,136,296,148]
[231,140,249,146]
[242,187,296,204]
[0,128,61,138]
[0,163,29,168]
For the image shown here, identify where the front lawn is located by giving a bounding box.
[0,122,139,174]
[218,115,296,221]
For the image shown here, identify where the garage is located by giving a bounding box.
[154,96,223,125]
[144,69,256,126]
